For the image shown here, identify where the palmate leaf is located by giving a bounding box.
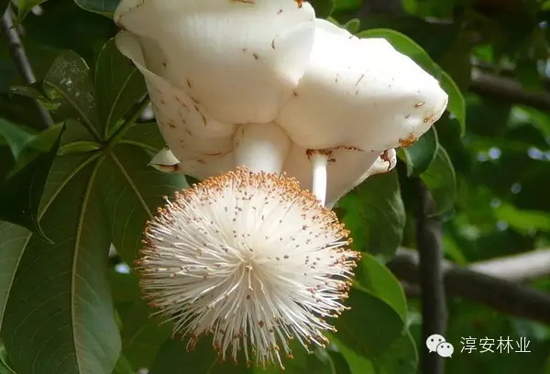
[0,45,187,374]
[2,154,120,374]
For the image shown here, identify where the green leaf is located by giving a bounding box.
[357,29,466,136]
[98,141,188,262]
[0,223,31,329]
[376,331,418,374]
[0,124,64,239]
[330,334,375,374]
[95,39,147,138]
[109,271,172,370]
[10,85,61,112]
[43,51,101,141]
[331,288,404,361]
[260,345,335,373]
[420,144,456,215]
[333,0,361,11]
[401,127,438,177]
[354,254,407,321]
[119,122,167,153]
[149,338,252,374]
[0,118,35,161]
[74,0,119,17]
[113,354,135,374]
[2,154,121,374]
[310,0,335,18]
[330,325,417,374]
[339,170,406,260]
[0,44,189,374]
[0,343,17,374]
[327,287,407,374]
[343,18,361,34]
[326,349,352,374]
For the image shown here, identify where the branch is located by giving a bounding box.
[469,249,550,282]
[415,182,447,374]
[1,6,53,128]
[470,68,550,112]
[388,248,550,324]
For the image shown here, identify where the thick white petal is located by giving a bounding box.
[364,149,397,178]
[116,31,237,180]
[277,19,448,152]
[115,0,316,125]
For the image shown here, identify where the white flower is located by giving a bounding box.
[138,168,359,368]
[115,2,449,366]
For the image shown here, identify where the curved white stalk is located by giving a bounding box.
[233,123,291,174]
[309,151,329,206]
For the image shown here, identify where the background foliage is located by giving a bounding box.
[0,0,549,373]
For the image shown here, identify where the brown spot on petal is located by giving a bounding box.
[187,79,192,89]
[355,73,365,86]
[423,112,436,124]
[277,9,283,14]
[415,102,425,108]
[294,0,304,8]
[306,149,332,160]
[271,39,276,50]
[162,62,167,67]
[333,145,364,152]
[196,159,206,165]
[399,134,417,147]
[293,90,299,96]
[253,53,260,60]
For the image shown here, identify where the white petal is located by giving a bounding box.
[276,19,449,152]
[115,0,316,125]
[364,149,397,178]
[116,31,237,180]
[150,147,179,170]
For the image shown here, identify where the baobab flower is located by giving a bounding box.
[114,0,449,367]
[138,168,359,367]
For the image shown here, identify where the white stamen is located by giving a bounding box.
[137,167,359,368]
